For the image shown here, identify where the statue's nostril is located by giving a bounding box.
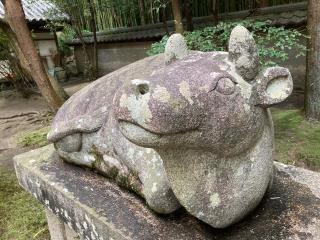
[137,83,149,95]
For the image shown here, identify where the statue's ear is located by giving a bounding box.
[165,34,188,64]
[252,67,293,107]
[228,25,259,81]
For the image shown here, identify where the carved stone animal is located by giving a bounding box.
[48,26,293,228]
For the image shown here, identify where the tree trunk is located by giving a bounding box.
[48,74,69,100]
[0,20,34,81]
[225,0,229,16]
[72,17,95,81]
[305,0,320,121]
[66,2,94,81]
[3,0,65,111]
[5,54,31,97]
[53,31,62,66]
[260,0,268,8]
[210,0,219,25]
[171,0,184,34]
[248,0,258,13]
[0,20,32,92]
[0,20,68,100]
[139,0,146,25]
[161,8,169,36]
[184,0,193,31]
[87,0,98,78]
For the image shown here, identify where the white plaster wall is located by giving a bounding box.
[36,40,57,57]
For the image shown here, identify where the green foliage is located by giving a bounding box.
[47,0,306,31]
[0,27,34,93]
[147,35,169,55]
[18,127,50,147]
[47,0,140,31]
[272,108,320,171]
[148,20,308,67]
[152,0,170,14]
[0,82,14,92]
[57,24,76,56]
[0,167,49,240]
[0,29,16,81]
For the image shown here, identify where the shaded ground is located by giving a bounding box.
[0,80,89,240]
[0,81,89,170]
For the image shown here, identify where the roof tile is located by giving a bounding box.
[0,0,64,22]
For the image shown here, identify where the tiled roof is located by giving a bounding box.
[68,2,307,45]
[0,0,63,22]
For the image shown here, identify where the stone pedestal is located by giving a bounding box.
[46,209,80,240]
[14,145,320,240]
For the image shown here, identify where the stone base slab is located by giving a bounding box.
[14,145,320,240]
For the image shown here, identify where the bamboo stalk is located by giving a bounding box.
[53,0,306,32]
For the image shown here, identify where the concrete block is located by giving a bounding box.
[46,209,67,240]
[14,145,320,240]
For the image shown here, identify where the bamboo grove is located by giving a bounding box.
[51,0,305,32]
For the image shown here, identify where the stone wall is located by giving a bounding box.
[74,39,306,90]
[74,41,152,77]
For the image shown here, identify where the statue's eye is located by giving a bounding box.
[215,77,236,95]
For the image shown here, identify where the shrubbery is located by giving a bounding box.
[148,20,308,67]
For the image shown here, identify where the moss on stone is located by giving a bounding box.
[89,144,104,169]
[89,145,143,196]
[117,171,143,196]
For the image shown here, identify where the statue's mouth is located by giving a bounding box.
[118,120,164,147]
[119,120,163,135]
[118,120,200,148]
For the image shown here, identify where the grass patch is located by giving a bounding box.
[272,108,320,171]
[0,167,49,240]
[18,127,50,147]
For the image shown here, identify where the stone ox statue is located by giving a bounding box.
[48,26,293,228]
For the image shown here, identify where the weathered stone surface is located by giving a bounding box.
[46,209,68,240]
[14,145,320,240]
[47,26,293,227]
[46,209,82,240]
[164,33,188,64]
